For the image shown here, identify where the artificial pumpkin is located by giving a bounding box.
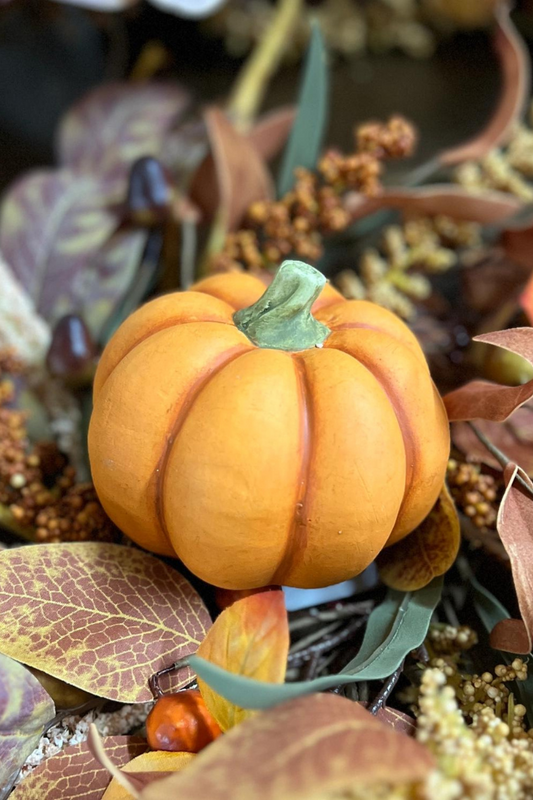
[88,260,449,589]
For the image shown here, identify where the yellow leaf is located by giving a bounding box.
[377,483,460,591]
[196,589,289,731]
[102,751,195,800]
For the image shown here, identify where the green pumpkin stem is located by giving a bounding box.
[233,260,331,351]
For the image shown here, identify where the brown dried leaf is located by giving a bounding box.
[0,653,55,788]
[444,328,533,422]
[0,170,146,338]
[58,83,189,185]
[452,407,533,476]
[139,694,434,800]
[439,3,529,165]
[189,107,273,230]
[346,185,520,225]
[247,106,295,162]
[0,543,210,703]
[377,484,460,591]
[101,749,195,799]
[489,463,533,654]
[196,589,289,731]
[11,736,148,800]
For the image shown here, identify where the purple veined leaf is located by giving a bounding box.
[57,83,190,185]
[439,2,530,166]
[345,185,521,225]
[0,251,51,365]
[444,329,533,422]
[0,168,147,339]
[0,652,55,789]
[10,736,148,800]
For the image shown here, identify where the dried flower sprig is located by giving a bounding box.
[336,214,481,319]
[0,350,117,544]
[210,115,417,274]
[447,458,499,532]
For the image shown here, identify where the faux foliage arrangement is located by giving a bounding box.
[4,1,533,798]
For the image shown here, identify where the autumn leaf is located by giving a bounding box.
[487,463,533,654]
[452,407,533,476]
[0,170,147,338]
[101,749,194,799]
[139,694,434,800]
[377,484,460,591]
[57,83,190,185]
[196,589,289,731]
[0,653,55,789]
[11,737,148,800]
[190,579,442,710]
[444,329,533,422]
[0,543,210,703]
[439,2,529,165]
[189,106,273,231]
[346,185,521,226]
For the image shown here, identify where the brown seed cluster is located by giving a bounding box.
[0,349,117,544]
[447,458,498,530]
[210,116,416,274]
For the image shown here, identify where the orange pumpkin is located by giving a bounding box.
[146,689,221,752]
[89,261,449,589]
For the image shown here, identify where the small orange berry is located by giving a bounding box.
[146,689,221,753]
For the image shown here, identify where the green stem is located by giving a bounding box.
[234,260,331,350]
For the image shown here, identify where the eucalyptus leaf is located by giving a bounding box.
[190,577,442,710]
[277,22,328,197]
[471,576,533,717]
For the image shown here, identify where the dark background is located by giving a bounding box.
[1,0,533,191]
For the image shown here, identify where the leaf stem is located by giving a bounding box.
[467,422,533,499]
[149,656,193,699]
[227,0,303,130]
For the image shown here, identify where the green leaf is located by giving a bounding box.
[191,577,442,710]
[277,22,328,197]
[471,576,533,717]
[471,575,509,632]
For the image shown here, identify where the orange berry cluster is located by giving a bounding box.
[211,116,416,274]
[0,349,117,544]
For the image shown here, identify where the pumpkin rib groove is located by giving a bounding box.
[271,355,313,586]
[154,345,254,549]
[326,342,415,535]
[326,322,426,367]
[97,317,236,395]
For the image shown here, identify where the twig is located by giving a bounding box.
[467,422,533,500]
[288,616,367,667]
[411,644,430,665]
[289,600,375,633]
[368,662,405,715]
[227,0,303,129]
[180,218,197,289]
[289,620,341,655]
[301,652,321,680]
